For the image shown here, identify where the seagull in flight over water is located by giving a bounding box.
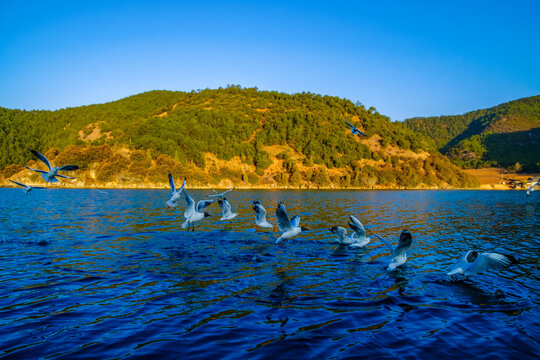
[166,172,186,208]
[218,197,238,221]
[368,228,413,270]
[275,202,309,245]
[253,200,274,229]
[25,148,79,183]
[9,180,46,194]
[181,189,214,230]
[329,215,372,247]
[447,250,517,279]
[526,181,538,196]
[344,119,367,137]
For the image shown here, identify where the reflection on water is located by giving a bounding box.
[0,189,539,359]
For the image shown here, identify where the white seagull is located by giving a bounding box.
[253,200,274,229]
[218,197,238,221]
[447,250,517,278]
[275,202,309,245]
[181,189,214,230]
[329,226,358,246]
[344,119,367,137]
[166,172,186,208]
[347,215,372,247]
[526,181,538,196]
[9,180,45,194]
[25,148,79,183]
[209,187,235,199]
[369,228,413,270]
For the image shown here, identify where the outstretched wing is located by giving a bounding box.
[275,202,292,232]
[253,201,267,216]
[29,148,52,171]
[168,172,176,193]
[9,180,27,188]
[344,119,354,129]
[183,190,196,219]
[348,215,366,237]
[24,165,48,174]
[367,228,394,257]
[56,174,76,179]
[290,215,300,228]
[209,187,235,198]
[196,198,215,213]
[58,164,80,171]
[466,252,515,275]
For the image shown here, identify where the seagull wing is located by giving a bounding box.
[29,148,52,171]
[209,187,235,198]
[348,215,366,237]
[56,174,76,179]
[275,202,292,232]
[9,180,27,188]
[466,252,514,275]
[183,190,196,219]
[58,164,80,171]
[368,228,394,257]
[168,172,176,193]
[24,165,48,174]
[290,215,301,228]
[196,198,215,213]
[344,120,354,129]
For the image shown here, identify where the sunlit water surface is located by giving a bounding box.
[0,189,538,359]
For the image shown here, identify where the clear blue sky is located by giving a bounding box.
[1,0,539,120]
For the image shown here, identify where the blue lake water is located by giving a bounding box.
[0,188,538,359]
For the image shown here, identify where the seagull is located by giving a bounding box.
[526,181,538,196]
[253,200,274,229]
[275,202,309,245]
[347,215,372,247]
[218,197,238,221]
[368,228,413,270]
[181,189,214,230]
[447,250,517,278]
[329,226,358,246]
[344,119,367,137]
[166,172,186,208]
[25,148,79,183]
[9,180,45,194]
[209,187,235,199]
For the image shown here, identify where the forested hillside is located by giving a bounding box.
[1,86,477,189]
[405,95,540,171]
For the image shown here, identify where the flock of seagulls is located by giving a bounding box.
[7,117,529,280]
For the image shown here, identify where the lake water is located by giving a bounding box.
[0,188,538,359]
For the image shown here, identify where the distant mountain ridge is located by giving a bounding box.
[404,95,540,171]
[0,86,477,189]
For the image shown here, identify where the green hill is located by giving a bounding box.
[1,86,477,189]
[404,95,540,171]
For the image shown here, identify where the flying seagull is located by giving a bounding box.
[218,197,238,221]
[368,228,413,270]
[275,202,309,245]
[9,180,45,194]
[209,187,235,199]
[166,172,186,208]
[253,200,274,229]
[344,119,367,137]
[329,226,358,246]
[345,215,372,247]
[526,181,538,196]
[181,189,214,230]
[25,148,79,183]
[447,250,517,279]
